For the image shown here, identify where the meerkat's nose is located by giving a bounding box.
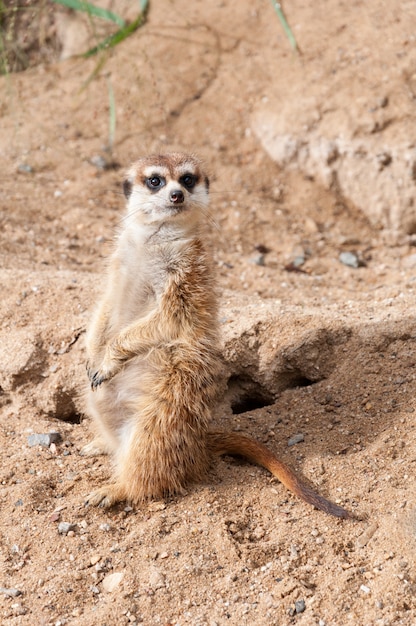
[170,189,185,204]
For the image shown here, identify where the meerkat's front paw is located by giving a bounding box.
[89,368,110,389]
[88,362,116,389]
[88,350,126,389]
[85,483,127,508]
[86,360,106,388]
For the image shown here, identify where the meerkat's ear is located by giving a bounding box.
[204,176,210,191]
[123,178,133,199]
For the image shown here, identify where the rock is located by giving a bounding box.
[292,255,305,268]
[288,433,305,447]
[250,254,265,266]
[295,599,306,614]
[102,572,124,593]
[58,522,76,535]
[27,432,62,448]
[17,163,33,174]
[148,502,166,512]
[339,251,360,268]
[0,587,23,597]
[90,554,101,566]
[90,155,108,170]
[251,109,416,235]
[149,568,166,590]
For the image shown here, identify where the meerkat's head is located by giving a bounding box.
[122,153,209,229]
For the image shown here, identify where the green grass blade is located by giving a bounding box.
[82,9,147,58]
[79,54,107,91]
[269,0,298,52]
[51,0,125,28]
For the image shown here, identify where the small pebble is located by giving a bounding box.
[339,251,360,268]
[250,254,265,266]
[17,163,33,174]
[102,572,124,593]
[90,155,108,170]
[27,432,62,448]
[292,255,305,268]
[0,587,22,598]
[360,584,371,594]
[90,554,101,566]
[58,522,76,535]
[295,599,306,614]
[288,433,304,447]
[148,502,166,512]
[149,569,166,590]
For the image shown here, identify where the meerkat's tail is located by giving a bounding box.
[208,431,354,519]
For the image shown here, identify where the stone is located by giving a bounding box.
[28,432,62,448]
[102,572,125,593]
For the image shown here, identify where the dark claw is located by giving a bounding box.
[86,364,95,382]
[90,371,106,390]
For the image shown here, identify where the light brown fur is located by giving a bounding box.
[83,153,354,519]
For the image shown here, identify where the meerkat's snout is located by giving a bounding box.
[169,189,184,204]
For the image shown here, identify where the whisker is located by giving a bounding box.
[206,190,239,195]
[117,205,149,225]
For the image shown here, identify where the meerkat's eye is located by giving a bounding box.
[145,176,165,191]
[180,174,197,190]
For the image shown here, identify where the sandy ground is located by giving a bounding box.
[0,1,416,624]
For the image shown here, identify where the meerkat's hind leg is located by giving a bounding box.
[85,482,127,508]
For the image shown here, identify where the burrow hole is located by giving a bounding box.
[227,372,317,415]
[227,374,274,415]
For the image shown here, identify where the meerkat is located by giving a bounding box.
[83,152,353,519]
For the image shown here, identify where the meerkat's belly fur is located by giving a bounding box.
[84,153,354,518]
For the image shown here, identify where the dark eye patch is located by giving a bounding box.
[145,176,166,191]
[180,174,198,190]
